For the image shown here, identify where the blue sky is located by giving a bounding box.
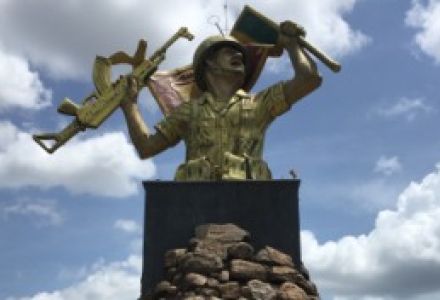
[1,0,440,299]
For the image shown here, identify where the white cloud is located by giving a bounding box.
[0,47,51,110]
[0,121,155,197]
[374,156,402,176]
[0,0,367,81]
[114,219,141,234]
[240,0,370,57]
[1,198,63,226]
[16,255,141,300]
[302,164,440,299]
[373,97,432,121]
[406,0,440,64]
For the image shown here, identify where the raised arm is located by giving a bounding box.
[279,21,322,105]
[120,76,172,159]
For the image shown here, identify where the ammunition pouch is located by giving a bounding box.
[222,152,247,180]
[175,156,211,181]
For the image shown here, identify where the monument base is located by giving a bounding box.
[141,179,301,297]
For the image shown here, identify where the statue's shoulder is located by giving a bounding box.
[254,82,285,101]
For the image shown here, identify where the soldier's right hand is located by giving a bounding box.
[119,75,140,111]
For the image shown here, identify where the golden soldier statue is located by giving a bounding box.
[121,21,322,181]
[32,7,337,179]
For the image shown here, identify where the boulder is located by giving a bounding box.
[147,224,319,300]
[269,266,299,283]
[184,273,208,287]
[247,279,277,300]
[227,242,254,260]
[180,252,223,275]
[230,259,267,281]
[218,281,241,299]
[255,246,294,267]
[278,282,308,300]
[195,223,250,242]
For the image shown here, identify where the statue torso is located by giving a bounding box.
[155,83,289,181]
[180,90,270,180]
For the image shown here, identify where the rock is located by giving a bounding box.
[294,277,319,296]
[218,281,241,299]
[287,272,318,296]
[195,223,250,242]
[164,248,187,268]
[227,242,254,260]
[247,279,277,300]
[165,267,177,281]
[241,285,252,299]
[269,266,299,283]
[278,282,308,300]
[240,285,252,298]
[219,270,230,282]
[197,287,220,297]
[180,252,223,275]
[193,238,229,259]
[171,272,183,285]
[154,280,177,297]
[299,263,310,280]
[184,273,208,287]
[149,224,319,300]
[254,246,294,267]
[183,295,204,300]
[183,291,196,297]
[206,277,219,288]
[230,259,267,281]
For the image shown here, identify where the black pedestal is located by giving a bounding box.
[141,180,301,297]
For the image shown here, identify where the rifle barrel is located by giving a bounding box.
[150,27,194,61]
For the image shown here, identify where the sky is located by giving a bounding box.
[1,0,440,299]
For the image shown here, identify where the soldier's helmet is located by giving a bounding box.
[193,35,251,91]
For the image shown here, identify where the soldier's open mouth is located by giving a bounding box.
[230,52,243,67]
[230,58,243,67]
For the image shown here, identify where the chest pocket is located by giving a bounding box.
[240,99,258,127]
[191,118,213,149]
[237,98,263,156]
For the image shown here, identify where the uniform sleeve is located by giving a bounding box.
[255,81,290,120]
[154,102,190,145]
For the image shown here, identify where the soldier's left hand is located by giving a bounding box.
[280,21,306,37]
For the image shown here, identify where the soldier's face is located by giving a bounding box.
[210,46,246,76]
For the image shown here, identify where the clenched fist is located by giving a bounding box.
[278,21,306,47]
[119,75,140,111]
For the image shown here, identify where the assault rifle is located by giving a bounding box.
[33,27,194,153]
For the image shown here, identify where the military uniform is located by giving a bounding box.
[155,82,291,180]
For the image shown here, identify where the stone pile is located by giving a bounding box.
[150,224,319,300]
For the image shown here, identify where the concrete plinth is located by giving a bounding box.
[140,180,301,297]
